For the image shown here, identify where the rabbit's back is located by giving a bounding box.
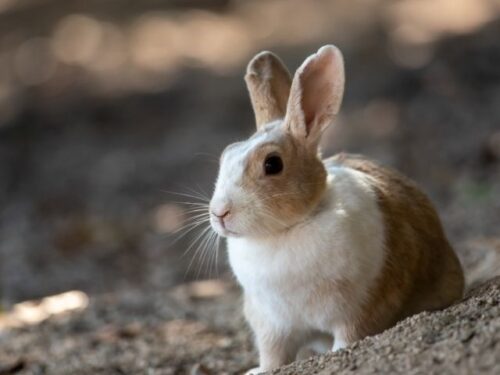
[325,153,465,340]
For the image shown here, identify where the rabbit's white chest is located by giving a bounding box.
[228,238,347,329]
[227,167,386,331]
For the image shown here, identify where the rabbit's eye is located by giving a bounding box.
[264,154,283,175]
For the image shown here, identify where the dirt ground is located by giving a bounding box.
[0,257,499,375]
[1,1,500,374]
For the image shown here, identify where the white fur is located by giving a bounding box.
[210,121,285,237]
[227,163,385,366]
[211,45,384,372]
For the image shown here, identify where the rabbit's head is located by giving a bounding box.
[210,46,345,238]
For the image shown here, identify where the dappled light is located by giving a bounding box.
[52,14,105,66]
[129,14,184,73]
[153,203,185,234]
[0,0,497,105]
[0,291,89,330]
[385,0,500,67]
[171,279,229,299]
[387,0,500,45]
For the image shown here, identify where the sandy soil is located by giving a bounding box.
[0,274,499,375]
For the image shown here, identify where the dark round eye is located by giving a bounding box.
[264,154,283,175]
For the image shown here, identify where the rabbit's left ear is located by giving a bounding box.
[245,51,292,130]
[285,45,345,148]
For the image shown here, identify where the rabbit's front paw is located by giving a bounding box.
[244,367,265,375]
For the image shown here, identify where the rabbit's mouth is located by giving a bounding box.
[224,229,240,237]
[210,216,241,238]
[215,226,241,238]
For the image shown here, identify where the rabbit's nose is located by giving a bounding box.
[211,207,230,219]
[210,199,232,223]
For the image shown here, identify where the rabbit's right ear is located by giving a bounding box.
[245,51,292,130]
[285,45,345,150]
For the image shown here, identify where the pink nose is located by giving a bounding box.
[211,208,230,219]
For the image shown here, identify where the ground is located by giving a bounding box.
[0,274,499,374]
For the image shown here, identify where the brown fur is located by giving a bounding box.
[245,52,292,129]
[240,47,343,237]
[238,125,327,234]
[239,46,464,370]
[326,154,465,342]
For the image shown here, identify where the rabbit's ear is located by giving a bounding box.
[285,45,344,148]
[245,51,292,130]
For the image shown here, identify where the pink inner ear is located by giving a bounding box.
[299,53,339,136]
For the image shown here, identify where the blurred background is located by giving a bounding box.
[1,0,499,307]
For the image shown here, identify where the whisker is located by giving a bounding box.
[182,204,209,210]
[207,231,219,279]
[214,234,221,278]
[262,208,287,225]
[184,210,210,221]
[171,214,209,234]
[160,190,210,202]
[186,226,214,278]
[182,224,212,259]
[168,219,210,248]
[192,184,211,200]
[196,230,215,279]
[170,201,209,208]
[184,185,211,202]
[183,212,210,221]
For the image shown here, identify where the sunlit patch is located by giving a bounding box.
[0,0,498,101]
[180,10,251,72]
[52,14,104,65]
[129,13,183,73]
[163,319,208,342]
[52,14,126,73]
[396,0,495,40]
[387,0,497,46]
[129,10,250,73]
[87,22,126,73]
[0,290,89,331]
[383,0,499,67]
[162,318,232,350]
[171,279,229,300]
[153,203,185,233]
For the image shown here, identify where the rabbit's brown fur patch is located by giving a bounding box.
[245,52,292,129]
[240,127,327,230]
[327,154,465,342]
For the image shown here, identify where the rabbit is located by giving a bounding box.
[208,45,464,374]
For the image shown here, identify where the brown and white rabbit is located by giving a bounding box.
[208,45,464,374]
